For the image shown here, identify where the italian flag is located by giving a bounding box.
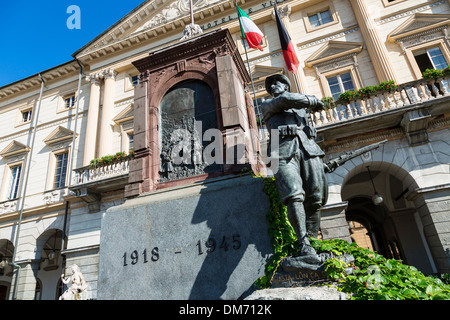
[237,6,264,51]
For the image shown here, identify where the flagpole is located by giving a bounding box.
[235,0,264,139]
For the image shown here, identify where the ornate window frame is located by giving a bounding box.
[0,141,30,202]
[320,65,361,99]
[387,13,450,79]
[305,41,364,98]
[407,39,450,79]
[15,105,33,127]
[43,127,76,191]
[302,1,339,33]
[113,103,134,152]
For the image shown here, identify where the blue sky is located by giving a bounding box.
[0,0,145,87]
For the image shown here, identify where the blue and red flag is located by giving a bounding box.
[274,4,300,74]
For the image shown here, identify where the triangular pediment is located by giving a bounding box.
[113,104,134,124]
[74,0,231,61]
[43,126,77,146]
[251,65,285,81]
[0,141,30,159]
[305,41,363,67]
[387,13,450,42]
[250,65,285,95]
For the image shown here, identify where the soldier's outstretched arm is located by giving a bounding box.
[261,92,324,119]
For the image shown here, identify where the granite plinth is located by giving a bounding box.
[97,175,272,300]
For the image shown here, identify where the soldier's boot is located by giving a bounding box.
[286,200,317,256]
[305,203,322,239]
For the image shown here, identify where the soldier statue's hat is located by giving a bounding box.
[265,74,291,95]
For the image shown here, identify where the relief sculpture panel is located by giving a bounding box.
[159,79,221,183]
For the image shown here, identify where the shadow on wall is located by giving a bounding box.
[188,176,273,300]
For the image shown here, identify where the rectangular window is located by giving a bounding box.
[64,95,76,109]
[414,46,448,73]
[8,165,22,200]
[327,72,355,101]
[128,133,134,151]
[21,110,32,123]
[53,152,68,189]
[308,9,333,28]
[131,76,140,87]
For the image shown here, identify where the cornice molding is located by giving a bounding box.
[387,13,450,42]
[0,61,79,101]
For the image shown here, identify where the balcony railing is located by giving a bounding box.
[311,77,450,128]
[70,158,131,212]
[72,159,130,187]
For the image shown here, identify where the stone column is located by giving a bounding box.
[83,73,103,166]
[320,202,352,242]
[350,0,398,83]
[273,5,309,94]
[98,69,117,158]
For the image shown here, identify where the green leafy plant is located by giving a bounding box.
[443,65,450,77]
[309,238,450,300]
[374,80,396,92]
[337,90,357,103]
[335,80,396,104]
[253,175,298,289]
[89,151,135,169]
[355,86,376,99]
[321,96,336,110]
[422,68,444,80]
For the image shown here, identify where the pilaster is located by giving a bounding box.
[83,73,103,166]
[350,0,398,83]
[98,69,118,158]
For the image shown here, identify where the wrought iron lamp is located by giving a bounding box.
[366,166,383,205]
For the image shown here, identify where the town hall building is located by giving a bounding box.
[0,0,449,299]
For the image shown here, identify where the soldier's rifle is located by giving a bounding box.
[324,139,388,174]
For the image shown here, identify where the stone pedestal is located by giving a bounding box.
[98,175,272,300]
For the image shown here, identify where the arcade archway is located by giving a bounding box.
[341,162,436,274]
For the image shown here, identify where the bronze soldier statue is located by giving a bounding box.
[261,74,327,259]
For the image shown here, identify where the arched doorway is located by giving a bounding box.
[36,229,66,300]
[341,162,435,274]
[0,239,14,300]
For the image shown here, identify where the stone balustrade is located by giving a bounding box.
[72,159,130,187]
[312,77,450,128]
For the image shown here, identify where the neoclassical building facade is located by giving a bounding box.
[0,0,449,299]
